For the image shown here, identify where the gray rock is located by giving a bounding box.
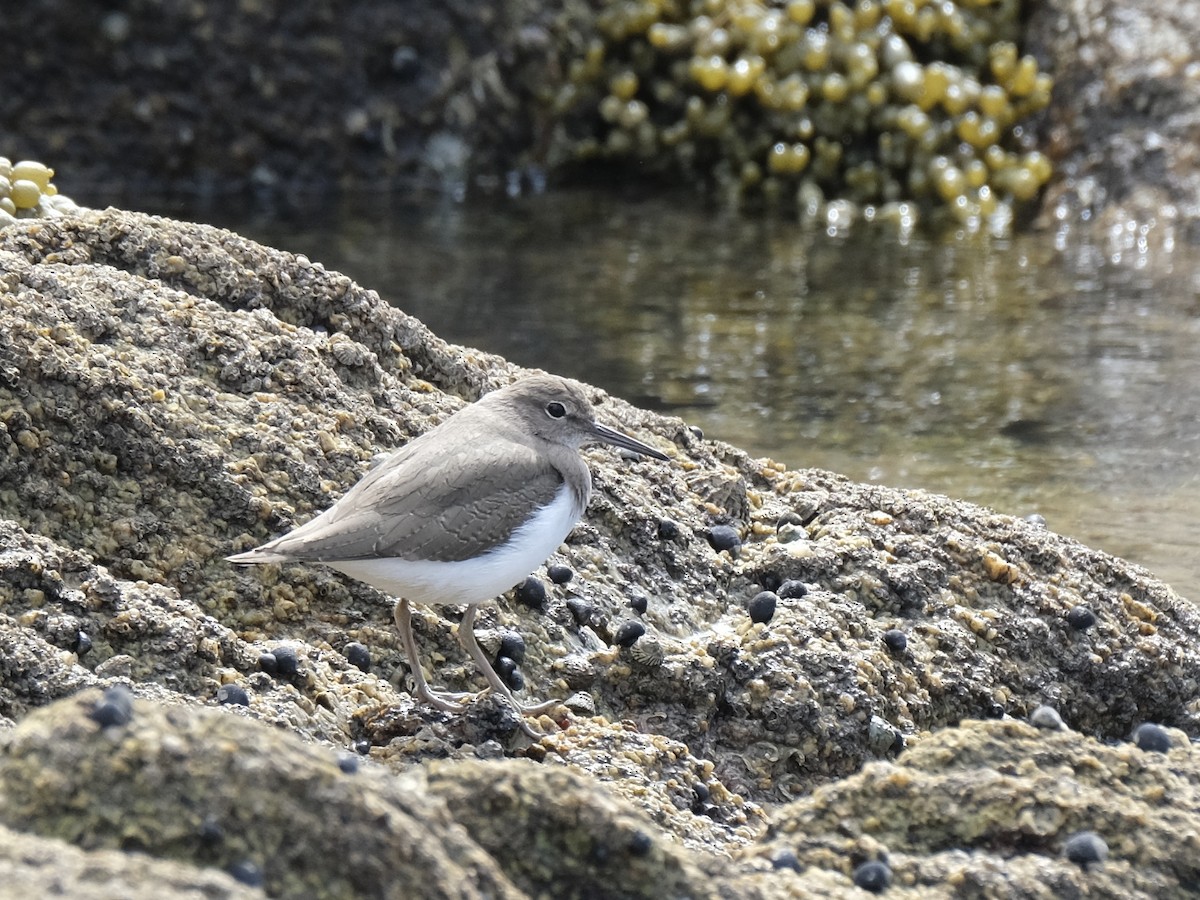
[0,820,263,900]
[3,209,1200,897]
[1028,0,1200,237]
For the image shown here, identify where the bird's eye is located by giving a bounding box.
[546,401,567,419]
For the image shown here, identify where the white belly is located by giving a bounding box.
[327,485,580,606]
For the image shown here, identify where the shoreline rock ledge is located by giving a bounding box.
[1,208,1198,897]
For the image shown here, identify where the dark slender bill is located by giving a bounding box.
[591,422,670,460]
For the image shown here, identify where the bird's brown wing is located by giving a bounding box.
[262,433,565,563]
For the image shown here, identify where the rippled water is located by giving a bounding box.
[165,189,1200,600]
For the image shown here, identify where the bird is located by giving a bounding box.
[227,373,669,735]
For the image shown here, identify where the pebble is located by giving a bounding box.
[73,630,93,656]
[272,645,299,677]
[566,596,596,626]
[515,576,547,610]
[1029,705,1067,731]
[494,656,524,691]
[1063,831,1108,869]
[627,830,653,856]
[627,594,648,615]
[93,655,134,679]
[547,563,574,584]
[776,512,808,543]
[657,518,681,540]
[344,641,372,672]
[707,524,741,553]
[228,860,264,887]
[614,620,646,648]
[777,579,809,599]
[1066,605,1097,631]
[747,591,778,624]
[89,684,134,727]
[882,629,907,653]
[771,850,803,871]
[216,684,250,707]
[494,655,518,681]
[337,753,360,774]
[498,632,527,665]
[852,860,892,893]
[198,817,224,846]
[776,512,807,530]
[868,715,904,754]
[1025,513,1048,527]
[1132,722,1172,753]
[257,651,278,675]
[474,740,506,760]
[776,521,806,543]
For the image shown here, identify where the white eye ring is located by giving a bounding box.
[545,401,567,419]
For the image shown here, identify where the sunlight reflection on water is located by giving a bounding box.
[175,188,1200,600]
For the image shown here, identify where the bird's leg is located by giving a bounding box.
[393,598,483,711]
[458,604,561,737]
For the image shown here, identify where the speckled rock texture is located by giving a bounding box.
[751,717,1200,896]
[2,208,1199,897]
[0,817,264,900]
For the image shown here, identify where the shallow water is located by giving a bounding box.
[157,189,1200,601]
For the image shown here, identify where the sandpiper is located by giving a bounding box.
[228,373,669,735]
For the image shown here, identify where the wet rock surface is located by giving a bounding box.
[2,208,1199,896]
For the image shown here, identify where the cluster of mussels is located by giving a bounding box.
[547,0,1052,231]
[0,158,80,227]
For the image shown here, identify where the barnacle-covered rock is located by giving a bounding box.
[6,208,1200,897]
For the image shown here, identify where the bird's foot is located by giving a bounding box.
[412,682,489,713]
[414,684,547,739]
[452,604,559,739]
[515,715,544,739]
[517,697,562,716]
